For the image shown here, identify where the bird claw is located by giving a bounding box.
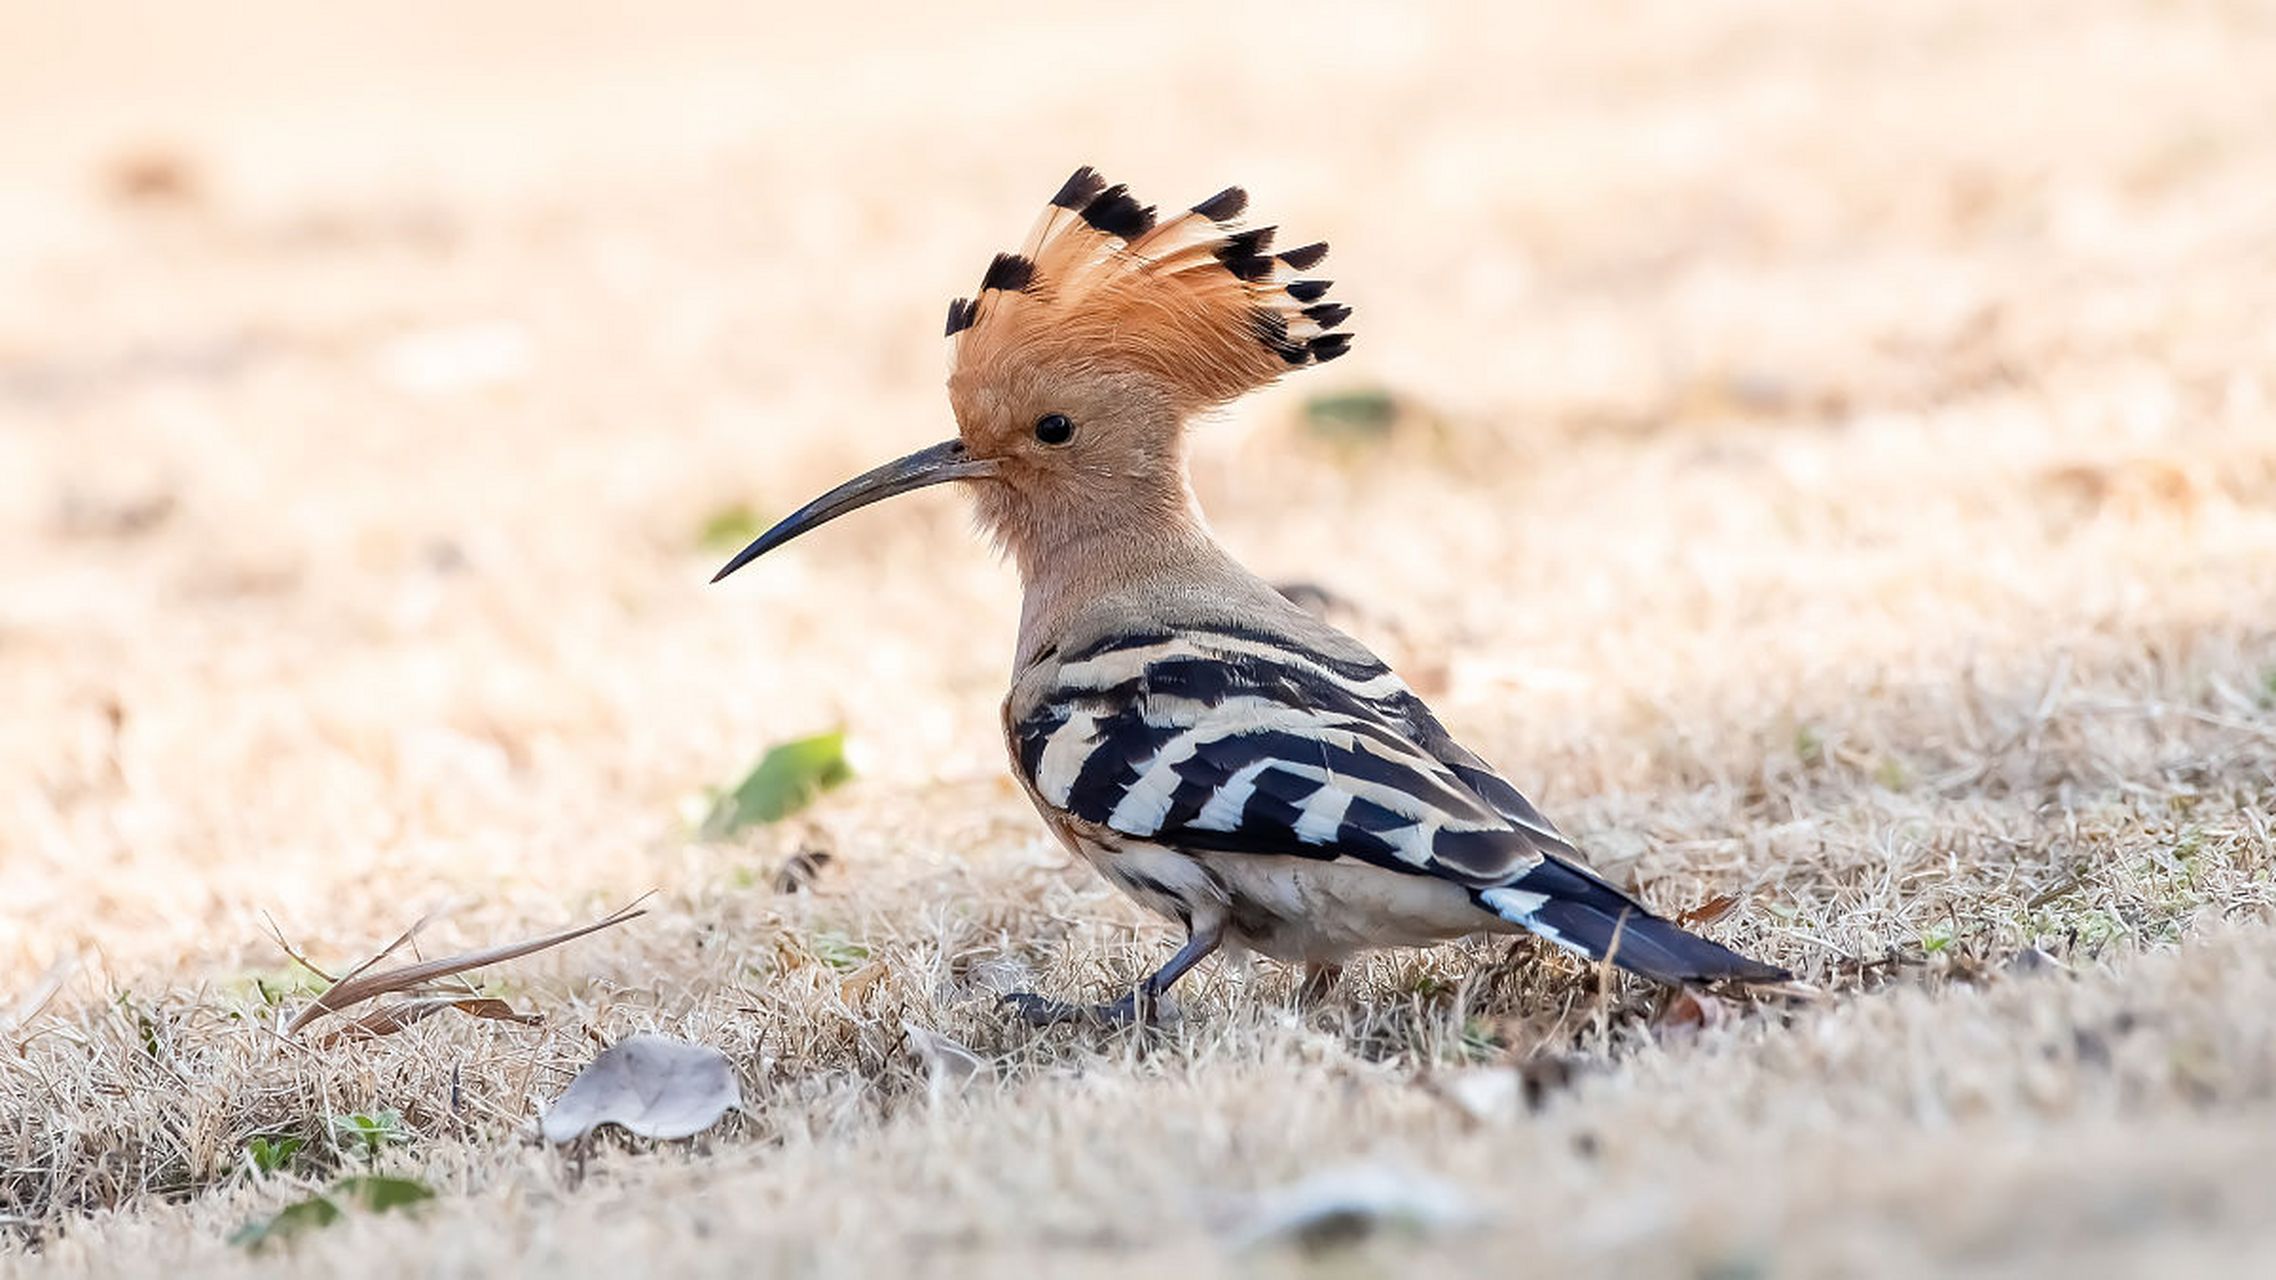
[999,990,1178,1029]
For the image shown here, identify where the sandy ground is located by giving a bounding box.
[4,1,2276,1274]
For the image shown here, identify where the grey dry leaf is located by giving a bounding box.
[539,1034,741,1144]
[901,1020,988,1091]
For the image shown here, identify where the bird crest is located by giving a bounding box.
[944,167,1351,419]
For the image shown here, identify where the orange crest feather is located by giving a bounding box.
[945,167,1351,417]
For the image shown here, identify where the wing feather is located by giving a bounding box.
[1011,629,1566,884]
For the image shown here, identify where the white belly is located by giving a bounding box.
[1075,834,1507,967]
[1200,852,1509,964]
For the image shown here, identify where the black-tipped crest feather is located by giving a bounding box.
[945,297,978,336]
[1191,186,1249,222]
[1214,226,1279,280]
[979,253,1036,294]
[947,167,1355,401]
[1079,184,1157,241]
[1050,166,1107,210]
[1250,309,1307,365]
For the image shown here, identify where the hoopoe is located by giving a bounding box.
[714,167,1788,1024]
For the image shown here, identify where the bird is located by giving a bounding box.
[712,166,1788,1025]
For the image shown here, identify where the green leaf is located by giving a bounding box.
[700,732,854,838]
[229,1194,341,1250]
[1459,1017,1503,1061]
[328,1109,411,1158]
[228,1176,433,1251]
[115,992,163,1061]
[245,1134,304,1176]
[242,967,331,1007]
[1300,387,1400,444]
[810,931,871,971]
[333,1175,437,1212]
[695,502,770,553]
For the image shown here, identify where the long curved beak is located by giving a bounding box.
[709,439,995,583]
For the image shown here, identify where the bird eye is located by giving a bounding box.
[1033,413,1075,446]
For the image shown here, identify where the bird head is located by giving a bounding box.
[711,167,1351,584]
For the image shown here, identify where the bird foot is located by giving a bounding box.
[999,990,1180,1029]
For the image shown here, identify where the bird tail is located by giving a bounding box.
[1474,857,1789,986]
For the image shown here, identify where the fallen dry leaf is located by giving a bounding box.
[284,899,647,1036]
[317,996,541,1045]
[838,960,889,1004]
[1675,894,1740,929]
[539,1034,740,1143]
[1659,988,1737,1034]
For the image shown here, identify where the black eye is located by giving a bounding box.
[1033,413,1075,445]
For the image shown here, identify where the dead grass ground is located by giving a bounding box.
[4,1,2275,1275]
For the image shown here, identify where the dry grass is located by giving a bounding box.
[4,1,2276,1274]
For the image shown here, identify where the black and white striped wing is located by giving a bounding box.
[1010,626,1569,883]
[1011,622,1793,987]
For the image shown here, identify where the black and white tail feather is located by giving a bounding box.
[1476,860,1786,986]
[1013,611,1788,987]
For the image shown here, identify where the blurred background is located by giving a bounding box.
[5,0,2273,990]
[8,2,2276,1269]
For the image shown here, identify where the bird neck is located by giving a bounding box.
[1002,472,1231,668]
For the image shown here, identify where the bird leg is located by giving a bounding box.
[1003,921,1223,1028]
[1296,963,1345,1006]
